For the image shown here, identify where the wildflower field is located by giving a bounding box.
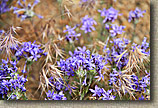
[0,0,150,100]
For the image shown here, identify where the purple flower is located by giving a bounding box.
[2,59,9,64]
[80,15,97,33]
[140,37,150,55]
[58,47,106,78]
[0,30,5,35]
[104,38,129,70]
[89,85,103,97]
[109,69,119,85]
[108,69,132,94]
[0,0,10,14]
[80,0,88,3]
[63,25,81,42]
[90,85,116,100]
[110,24,126,37]
[45,90,67,100]
[98,7,122,23]
[130,73,150,93]
[102,89,116,100]
[105,24,110,31]
[10,94,17,100]
[139,95,145,100]
[128,7,146,22]
[12,0,43,21]
[49,76,75,94]
[0,59,27,99]
[49,77,64,91]
[15,41,45,62]
[131,37,150,55]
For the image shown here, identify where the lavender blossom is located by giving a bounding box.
[80,15,97,33]
[0,0,10,14]
[15,41,45,61]
[140,37,150,55]
[131,37,150,55]
[128,7,146,22]
[0,59,27,100]
[80,0,88,3]
[12,0,43,21]
[49,77,65,91]
[130,73,149,93]
[57,47,107,81]
[110,24,126,37]
[109,69,122,86]
[102,89,116,100]
[63,25,81,42]
[0,30,5,35]
[104,38,130,70]
[89,85,103,98]
[45,90,67,100]
[98,7,122,23]
[138,95,145,100]
[90,85,115,100]
[108,69,150,96]
[105,24,110,31]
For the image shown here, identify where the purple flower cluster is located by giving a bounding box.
[12,0,43,21]
[131,37,150,55]
[80,0,95,3]
[63,25,81,42]
[0,59,18,79]
[90,85,115,100]
[139,95,145,100]
[109,69,150,94]
[104,37,149,70]
[89,85,102,97]
[104,38,130,70]
[80,0,88,3]
[109,24,126,37]
[45,90,67,100]
[98,7,122,23]
[15,41,46,62]
[109,69,121,86]
[102,89,116,100]
[128,7,146,22]
[131,72,150,93]
[0,30,5,35]
[0,39,46,99]
[140,37,150,55]
[58,46,106,81]
[49,77,65,91]
[48,76,76,96]
[0,59,27,100]
[0,0,10,14]
[80,15,97,33]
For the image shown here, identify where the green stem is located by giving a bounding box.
[72,42,75,51]
[87,32,91,43]
[79,77,83,100]
[131,23,136,43]
[83,74,93,100]
[100,23,105,36]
